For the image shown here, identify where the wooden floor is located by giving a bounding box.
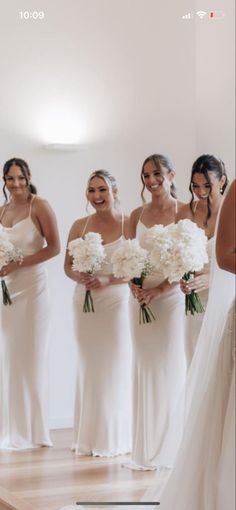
[0,429,164,510]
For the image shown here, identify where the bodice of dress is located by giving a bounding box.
[97,236,125,276]
[0,217,44,257]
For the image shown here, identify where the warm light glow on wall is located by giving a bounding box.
[35,102,89,145]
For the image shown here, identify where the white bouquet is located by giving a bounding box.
[0,231,24,305]
[145,223,176,276]
[68,232,106,312]
[146,219,208,315]
[111,238,155,324]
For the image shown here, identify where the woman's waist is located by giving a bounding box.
[5,263,46,281]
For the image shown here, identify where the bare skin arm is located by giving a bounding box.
[0,198,60,276]
[216,179,236,274]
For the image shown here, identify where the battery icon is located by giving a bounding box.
[209,10,225,19]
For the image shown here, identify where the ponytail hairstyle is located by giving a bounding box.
[86,169,120,209]
[3,157,37,201]
[140,154,177,203]
[189,154,228,225]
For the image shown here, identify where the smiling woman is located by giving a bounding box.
[177,154,229,367]
[0,157,60,450]
[64,169,132,457]
[126,154,186,471]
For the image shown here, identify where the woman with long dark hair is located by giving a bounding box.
[127,154,186,470]
[178,154,228,367]
[0,157,60,449]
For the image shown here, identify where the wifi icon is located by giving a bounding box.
[196,10,207,18]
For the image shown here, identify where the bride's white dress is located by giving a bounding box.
[0,201,52,450]
[185,236,215,367]
[143,253,235,509]
[72,236,132,456]
[127,221,186,470]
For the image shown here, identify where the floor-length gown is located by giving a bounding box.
[128,221,186,470]
[72,235,132,456]
[143,254,235,509]
[0,199,52,450]
[185,236,215,367]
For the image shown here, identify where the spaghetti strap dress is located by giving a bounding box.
[72,217,132,456]
[127,218,186,470]
[0,197,52,449]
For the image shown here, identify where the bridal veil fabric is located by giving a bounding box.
[142,248,235,509]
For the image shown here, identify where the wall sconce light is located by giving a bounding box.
[43,143,88,152]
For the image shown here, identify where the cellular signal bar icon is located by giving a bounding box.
[196,10,207,18]
[182,12,192,19]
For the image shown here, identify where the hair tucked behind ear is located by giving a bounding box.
[2,157,37,201]
[140,154,177,202]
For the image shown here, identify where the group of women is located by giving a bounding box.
[0,154,234,509]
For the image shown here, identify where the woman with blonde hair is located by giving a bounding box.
[64,169,132,457]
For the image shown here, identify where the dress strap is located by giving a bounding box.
[81,216,90,237]
[0,203,8,222]
[192,201,198,214]
[138,206,145,223]
[29,195,36,218]
[175,200,178,215]
[121,213,125,236]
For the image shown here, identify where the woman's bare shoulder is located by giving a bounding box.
[177,202,191,220]
[130,206,144,221]
[68,216,90,239]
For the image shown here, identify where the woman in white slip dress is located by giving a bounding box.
[126,154,186,471]
[178,155,228,368]
[64,170,132,457]
[143,180,235,510]
[0,158,60,450]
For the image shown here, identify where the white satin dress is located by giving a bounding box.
[0,198,52,449]
[185,236,215,367]
[128,221,186,470]
[72,228,132,456]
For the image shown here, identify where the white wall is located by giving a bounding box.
[0,0,234,428]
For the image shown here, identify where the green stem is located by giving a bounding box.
[83,289,94,313]
[1,279,12,306]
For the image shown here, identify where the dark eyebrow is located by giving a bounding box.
[191,180,211,185]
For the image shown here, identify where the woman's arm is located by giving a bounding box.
[64,220,84,283]
[135,278,177,305]
[0,198,60,276]
[128,208,141,239]
[216,179,236,274]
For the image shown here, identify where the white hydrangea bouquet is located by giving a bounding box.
[68,232,106,313]
[111,238,155,324]
[0,231,23,305]
[146,219,208,315]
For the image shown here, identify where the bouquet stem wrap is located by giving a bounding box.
[1,278,12,306]
[83,288,95,313]
[183,271,205,315]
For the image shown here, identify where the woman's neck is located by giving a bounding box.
[9,194,31,206]
[150,194,176,211]
[94,208,120,222]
